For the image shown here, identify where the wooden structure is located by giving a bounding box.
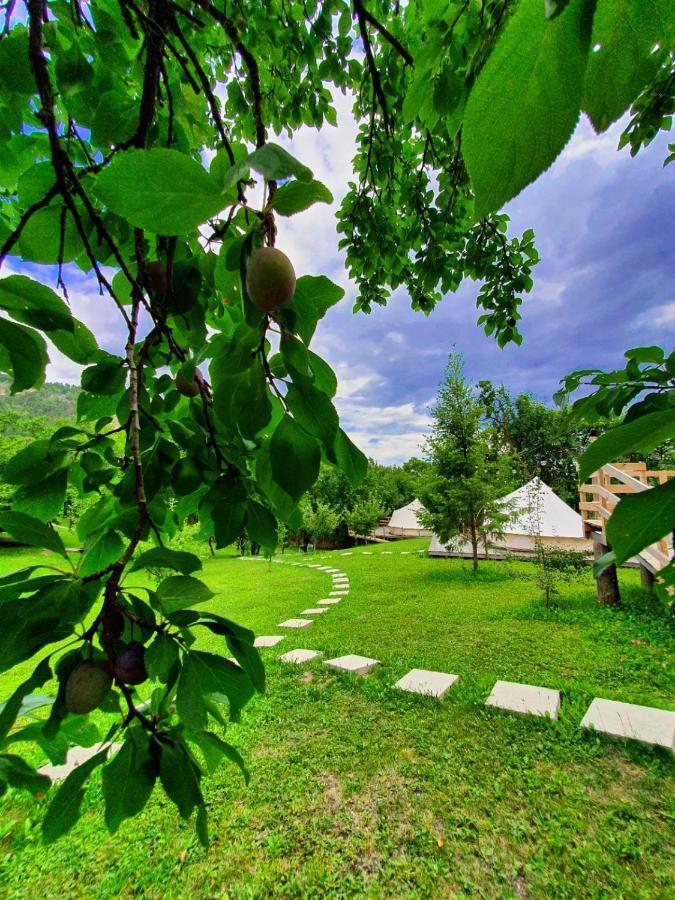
[579,462,674,604]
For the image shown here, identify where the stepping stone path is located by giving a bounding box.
[324,654,379,676]
[486,680,560,720]
[253,635,285,648]
[318,598,341,605]
[38,743,121,783]
[394,669,459,699]
[301,608,327,615]
[279,618,313,629]
[581,698,675,750]
[280,649,323,665]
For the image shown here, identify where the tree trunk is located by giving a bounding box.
[469,521,479,574]
[594,536,621,607]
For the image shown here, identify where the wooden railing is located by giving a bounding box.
[579,462,674,573]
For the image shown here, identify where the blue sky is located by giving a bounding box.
[5,92,674,464]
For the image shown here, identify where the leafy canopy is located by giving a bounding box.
[0,0,672,843]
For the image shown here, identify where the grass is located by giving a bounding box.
[0,539,673,898]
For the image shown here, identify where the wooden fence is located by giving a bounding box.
[579,462,674,574]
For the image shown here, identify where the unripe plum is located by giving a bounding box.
[245,247,296,312]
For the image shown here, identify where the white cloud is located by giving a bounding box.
[347,430,428,465]
[556,115,626,171]
[636,299,675,329]
[386,331,404,345]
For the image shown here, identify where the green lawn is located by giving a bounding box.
[0,540,673,898]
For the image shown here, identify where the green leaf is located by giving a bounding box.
[158,740,202,820]
[156,575,214,615]
[226,636,265,694]
[79,530,124,578]
[0,657,52,745]
[210,324,260,376]
[308,351,337,398]
[3,439,62,485]
[285,384,339,447]
[582,0,674,132]
[270,415,321,501]
[246,500,278,551]
[0,28,35,95]
[13,468,68,523]
[248,143,313,182]
[186,730,249,782]
[211,362,272,438]
[0,581,92,674]
[578,411,675,483]
[288,275,345,344]
[184,650,254,719]
[0,275,75,333]
[131,548,202,576]
[271,179,333,215]
[624,346,665,365]
[42,748,108,843]
[49,319,99,366]
[462,0,593,217]
[0,318,48,393]
[332,428,368,487]
[0,512,69,558]
[94,149,225,235]
[607,479,675,565]
[145,633,180,683]
[211,502,247,550]
[103,734,156,834]
[81,357,126,395]
[0,754,50,795]
[176,655,208,732]
[91,91,137,146]
[17,205,87,265]
[545,0,571,18]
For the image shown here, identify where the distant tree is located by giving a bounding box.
[346,497,384,541]
[478,382,592,507]
[302,502,341,549]
[419,355,514,573]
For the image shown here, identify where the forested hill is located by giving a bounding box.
[0,376,78,422]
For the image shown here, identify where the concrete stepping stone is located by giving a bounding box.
[581,698,675,750]
[38,743,121,783]
[332,577,349,583]
[318,598,341,605]
[253,635,285,648]
[393,669,459,699]
[278,618,313,629]
[381,551,393,554]
[280,649,323,665]
[323,654,379,676]
[341,552,353,556]
[325,568,340,573]
[301,608,328,615]
[486,680,560,719]
[330,591,349,597]
[362,551,373,555]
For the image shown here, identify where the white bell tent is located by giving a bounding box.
[428,479,592,558]
[387,499,432,538]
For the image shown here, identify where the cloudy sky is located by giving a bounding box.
[7,90,675,465]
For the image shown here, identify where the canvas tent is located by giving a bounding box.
[428,479,593,558]
[386,499,432,538]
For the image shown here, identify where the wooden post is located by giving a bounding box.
[593,534,621,607]
[640,564,655,591]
